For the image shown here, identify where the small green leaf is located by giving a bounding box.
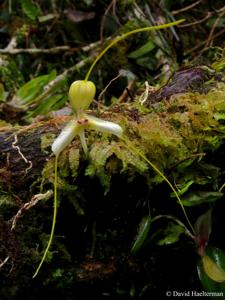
[28,94,67,117]
[157,223,185,246]
[131,216,151,254]
[135,56,157,70]
[182,191,223,206]
[170,180,194,198]
[128,41,155,59]
[16,70,56,107]
[21,0,40,20]
[52,268,63,278]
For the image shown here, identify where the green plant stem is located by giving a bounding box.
[33,154,59,278]
[219,182,225,192]
[151,215,195,239]
[84,19,185,81]
[121,136,195,235]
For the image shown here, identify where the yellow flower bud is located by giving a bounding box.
[69,80,96,112]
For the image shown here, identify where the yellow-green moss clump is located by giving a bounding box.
[41,81,225,192]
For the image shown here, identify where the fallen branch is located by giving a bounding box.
[0,46,76,55]
[1,36,110,55]
[0,256,10,269]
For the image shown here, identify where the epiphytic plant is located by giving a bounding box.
[33,19,187,278]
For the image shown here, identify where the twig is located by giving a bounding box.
[98,72,122,101]
[204,8,225,49]
[172,0,202,15]
[118,79,136,103]
[44,55,94,91]
[160,8,180,41]
[82,39,109,52]
[0,256,10,269]
[178,11,212,28]
[1,36,107,55]
[0,46,76,55]
[11,190,53,230]
[216,5,225,13]
[185,28,225,55]
[100,0,120,41]
[219,182,225,192]
[144,4,170,53]
[133,1,147,20]
[100,0,114,41]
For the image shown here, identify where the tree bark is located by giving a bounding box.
[0,119,60,189]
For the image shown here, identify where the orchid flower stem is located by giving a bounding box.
[84,19,185,81]
[121,136,195,235]
[33,154,58,278]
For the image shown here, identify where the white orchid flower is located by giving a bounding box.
[51,80,123,156]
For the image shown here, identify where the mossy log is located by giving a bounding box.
[0,106,140,190]
[1,81,225,190]
[0,65,223,191]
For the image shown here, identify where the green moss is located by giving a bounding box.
[0,55,24,91]
[0,193,15,211]
[40,80,225,195]
[42,157,55,185]
[85,139,148,192]
[40,133,55,153]
[68,148,80,178]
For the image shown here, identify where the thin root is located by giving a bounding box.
[12,134,32,175]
